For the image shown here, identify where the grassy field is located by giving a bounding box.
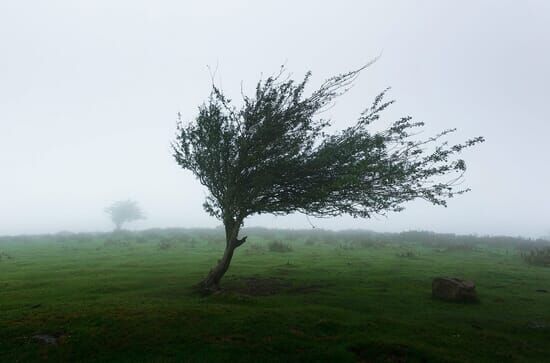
[1,229,549,362]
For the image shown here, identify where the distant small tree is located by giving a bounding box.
[172,63,484,291]
[105,200,145,231]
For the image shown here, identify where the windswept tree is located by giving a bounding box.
[173,64,484,291]
[105,200,145,231]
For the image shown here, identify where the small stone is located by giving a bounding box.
[31,331,68,345]
[32,334,58,345]
[527,321,548,329]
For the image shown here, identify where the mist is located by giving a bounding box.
[1,0,549,238]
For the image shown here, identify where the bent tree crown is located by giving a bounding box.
[172,64,484,290]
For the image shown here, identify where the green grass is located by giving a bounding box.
[1,230,549,362]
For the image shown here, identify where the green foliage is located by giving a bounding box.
[267,240,293,253]
[0,251,13,261]
[244,243,265,254]
[173,65,484,226]
[396,250,416,258]
[521,247,550,267]
[103,238,130,248]
[158,240,175,250]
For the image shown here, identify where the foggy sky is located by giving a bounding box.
[1,0,549,237]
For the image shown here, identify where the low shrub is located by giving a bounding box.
[103,239,130,247]
[245,243,265,254]
[350,239,385,249]
[396,251,415,258]
[183,238,197,248]
[521,247,550,267]
[134,236,149,244]
[337,243,355,251]
[433,243,475,253]
[445,244,475,252]
[158,240,175,250]
[304,238,317,246]
[268,240,293,253]
[0,251,13,261]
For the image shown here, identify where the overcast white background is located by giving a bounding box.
[1,0,549,237]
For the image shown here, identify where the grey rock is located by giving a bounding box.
[432,277,478,303]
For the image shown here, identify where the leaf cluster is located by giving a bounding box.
[173,65,484,224]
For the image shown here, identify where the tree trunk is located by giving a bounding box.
[198,217,247,292]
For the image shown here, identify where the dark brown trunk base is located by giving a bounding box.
[196,235,247,293]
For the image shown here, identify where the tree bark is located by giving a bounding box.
[198,217,246,292]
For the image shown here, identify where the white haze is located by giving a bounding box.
[1,0,549,238]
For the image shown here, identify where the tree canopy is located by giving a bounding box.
[172,64,484,289]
